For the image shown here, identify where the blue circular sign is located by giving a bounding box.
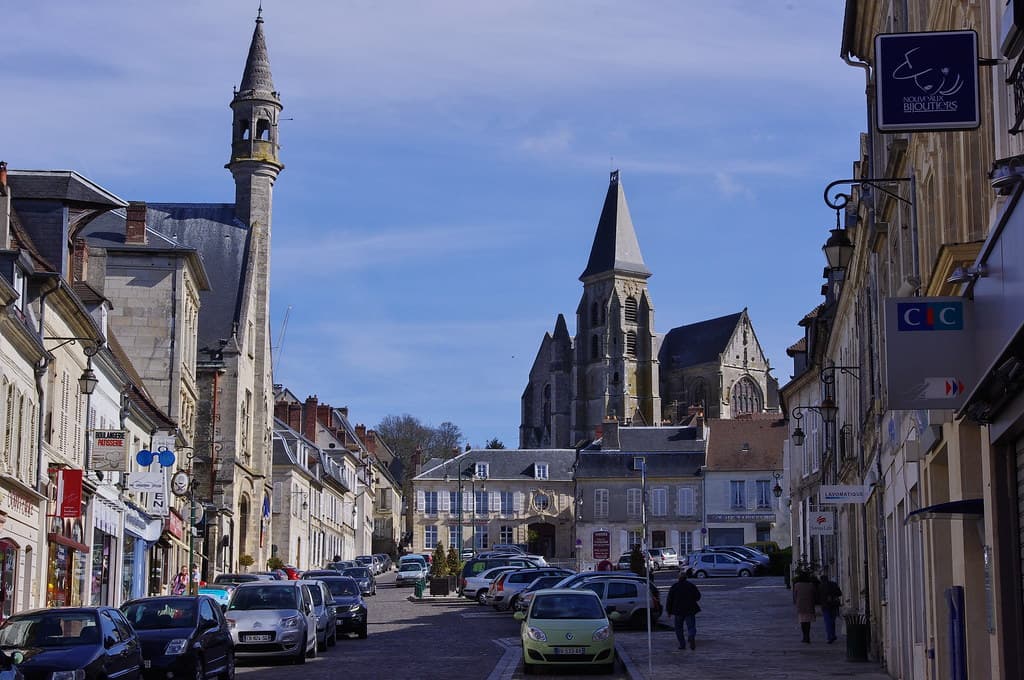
[157,450,176,467]
[135,450,154,467]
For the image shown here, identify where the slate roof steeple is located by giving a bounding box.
[580,170,650,281]
[237,8,277,99]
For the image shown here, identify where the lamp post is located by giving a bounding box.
[443,456,467,555]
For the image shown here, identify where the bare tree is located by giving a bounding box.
[428,421,463,459]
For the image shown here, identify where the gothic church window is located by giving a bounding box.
[624,296,638,323]
[731,377,762,415]
[626,331,637,356]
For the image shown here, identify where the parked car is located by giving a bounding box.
[708,545,771,567]
[746,541,780,554]
[395,562,429,586]
[225,581,317,664]
[300,580,337,651]
[513,575,570,613]
[253,570,287,580]
[317,577,368,639]
[341,567,376,596]
[326,561,357,571]
[705,547,767,573]
[121,595,234,680]
[355,556,380,575]
[197,585,232,611]
[398,554,427,569]
[463,566,519,603]
[685,551,757,578]
[489,568,575,612]
[301,570,344,580]
[570,576,662,628]
[647,547,679,570]
[615,552,654,572]
[514,589,618,675]
[490,544,527,555]
[282,565,301,580]
[373,553,392,572]
[0,607,144,680]
[459,555,545,593]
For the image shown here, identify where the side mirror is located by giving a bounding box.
[608,611,622,621]
[513,612,525,621]
[10,652,23,665]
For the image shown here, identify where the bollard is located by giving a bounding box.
[414,577,426,599]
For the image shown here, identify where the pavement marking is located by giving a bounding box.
[487,637,521,680]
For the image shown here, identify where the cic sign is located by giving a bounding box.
[875,30,980,132]
[885,297,978,410]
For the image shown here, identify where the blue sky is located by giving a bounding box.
[2,1,865,448]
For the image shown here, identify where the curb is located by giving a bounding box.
[617,643,641,680]
[405,594,468,604]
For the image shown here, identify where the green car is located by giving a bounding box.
[514,589,619,675]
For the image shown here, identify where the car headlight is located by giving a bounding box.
[225,618,236,629]
[51,671,85,680]
[349,604,363,612]
[592,625,611,641]
[280,615,301,628]
[164,638,189,655]
[525,626,547,642]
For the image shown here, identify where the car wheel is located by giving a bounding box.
[509,595,519,611]
[358,624,368,639]
[193,659,205,680]
[695,570,708,579]
[738,569,751,577]
[219,654,235,680]
[476,590,487,604]
[328,625,337,648]
[317,631,326,652]
[294,641,307,665]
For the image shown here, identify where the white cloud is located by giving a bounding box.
[714,172,754,199]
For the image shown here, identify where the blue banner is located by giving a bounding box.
[876,31,979,132]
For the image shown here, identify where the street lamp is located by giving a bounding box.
[443,456,467,554]
[790,399,838,447]
[772,471,783,499]
[823,212,855,272]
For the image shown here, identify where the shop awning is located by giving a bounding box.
[904,499,984,525]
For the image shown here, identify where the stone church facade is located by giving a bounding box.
[520,173,777,449]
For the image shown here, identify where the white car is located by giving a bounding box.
[463,565,519,603]
[647,547,679,570]
[396,561,429,586]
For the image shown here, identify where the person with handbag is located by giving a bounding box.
[818,569,843,644]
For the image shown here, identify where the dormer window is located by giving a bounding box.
[475,462,488,479]
[535,463,549,480]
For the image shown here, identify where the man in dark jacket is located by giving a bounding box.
[666,571,702,650]
[818,569,843,643]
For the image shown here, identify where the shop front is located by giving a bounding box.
[90,498,123,606]
[154,510,188,596]
[0,482,45,618]
[46,516,89,607]
[123,505,161,602]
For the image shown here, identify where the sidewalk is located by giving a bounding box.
[616,578,893,679]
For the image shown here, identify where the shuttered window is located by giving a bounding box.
[677,487,695,516]
[594,489,609,518]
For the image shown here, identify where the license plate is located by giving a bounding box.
[143,661,152,669]
[243,634,272,642]
[553,647,585,655]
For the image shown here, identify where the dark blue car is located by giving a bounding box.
[121,596,233,680]
[317,577,367,639]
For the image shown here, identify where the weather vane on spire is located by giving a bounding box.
[257,1,263,21]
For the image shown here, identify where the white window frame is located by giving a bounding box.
[474,525,489,549]
[594,489,609,518]
[499,525,514,544]
[679,531,693,555]
[756,480,771,509]
[626,488,642,518]
[424,525,438,549]
[651,488,667,517]
[730,481,746,509]
[475,490,488,515]
[475,463,489,479]
[535,463,549,480]
[677,487,695,517]
[424,490,438,516]
[500,491,513,516]
[627,528,643,550]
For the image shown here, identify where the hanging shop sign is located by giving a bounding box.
[90,430,128,472]
[884,297,979,409]
[127,472,165,493]
[808,511,835,536]
[147,471,169,517]
[820,485,871,504]
[49,469,83,518]
[875,30,979,132]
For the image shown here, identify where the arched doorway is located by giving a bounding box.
[238,496,250,562]
[527,522,556,558]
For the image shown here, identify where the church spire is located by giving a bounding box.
[580,170,650,281]
[237,9,277,99]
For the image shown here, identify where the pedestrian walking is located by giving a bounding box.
[666,570,702,651]
[171,566,188,596]
[818,569,843,644]
[792,567,818,643]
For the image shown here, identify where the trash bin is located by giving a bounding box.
[414,577,426,599]
[845,614,869,662]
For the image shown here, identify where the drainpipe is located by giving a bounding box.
[33,276,60,494]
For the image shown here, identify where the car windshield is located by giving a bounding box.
[0,612,100,647]
[215,575,257,586]
[123,601,196,630]
[399,564,422,572]
[228,586,299,611]
[344,568,371,578]
[531,594,605,620]
[324,580,359,597]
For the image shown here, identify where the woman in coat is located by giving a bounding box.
[792,569,818,643]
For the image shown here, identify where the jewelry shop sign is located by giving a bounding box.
[875,30,979,132]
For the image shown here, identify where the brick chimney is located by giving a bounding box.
[274,401,290,425]
[411,446,423,475]
[125,201,147,245]
[303,395,319,441]
[602,415,619,450]
[71,238,89,282]
[286,403,301,433]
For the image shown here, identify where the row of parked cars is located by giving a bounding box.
[681,545,771,578]
[0,573,371,680]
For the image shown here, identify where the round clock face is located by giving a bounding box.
[170,471,191,497]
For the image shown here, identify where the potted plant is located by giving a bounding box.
[238,554,255,572]
[446,545,461,590]
[429,543,450,595]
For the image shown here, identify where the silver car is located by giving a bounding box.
[686,551,757,578]
[225,581,317,663]
[395,562,428,586]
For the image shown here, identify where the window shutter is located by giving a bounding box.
[464,491,473,514]
[489,491,500,512]
[440,490,450,513]
[513,492,524,513]
[273,482,283,513]
[670,530,679,552]
[618,530,628,556]
[678,487,694,516]
[416,489,425,513]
